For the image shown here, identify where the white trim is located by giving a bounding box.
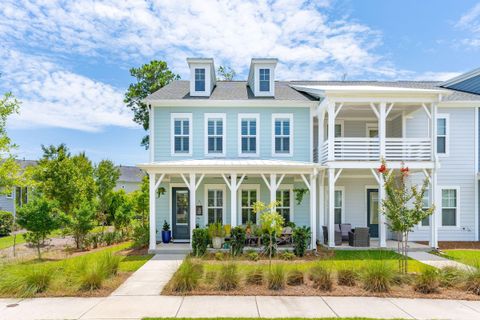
[170,113,193,156]
[475,107,479,240]
[334,186,345,224]
[204,113,226,157]
[272,113,293,157]
[436,113,449,157]
[238,184,261,225]
[277,184,294,223]
[149,106,154,162]
[366,123,379,137]
[204,184,227,226]
[439,186,461,229]
[238,113,260,157]
[364,185,379,230]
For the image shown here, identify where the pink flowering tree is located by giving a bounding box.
[378,161,434,273]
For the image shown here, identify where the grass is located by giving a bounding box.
[0,242,152,297]
[0,234,26,250]
[440,250,480,267]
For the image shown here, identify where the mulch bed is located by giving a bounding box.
[416,241,480,250]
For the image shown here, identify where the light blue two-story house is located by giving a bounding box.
[139,59,480,252]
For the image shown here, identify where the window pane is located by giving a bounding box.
[183,121,189,134]
[442,209,456,226]
[174,137,182,151]
[217,121,223,135]
[275,121,281,135]
[334,208,342,224]
[421,216,430,226]
[437,118,446,135]
[208,191,214,206]
[242,137,248,152]
[250,121,256,135]
[275,137,281,152]
[195,68,205,91]
[216,137,222,152]
[208,137,215,151]
[437,137,446,153]
[283,121,290,135]
[208,121,214,135]
[249,138,256,151]
[241,191,248,206]
[334,190,342,207]
[283,137,290,152]
[183,137,189,152]
[335,124,342,138]
[216,191,223,206]
[251,190,257,204]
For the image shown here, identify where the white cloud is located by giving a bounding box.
[0,48,135,131]
[455,2,480,48]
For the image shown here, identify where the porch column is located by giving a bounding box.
[318,171,325,244]
[378,179,387,248]
[261,173,285,207]
[379,102,386,159]
[318,109,325,163]
[327,102,335,161]
[310,172,317,249]
[189,173,196,242]
[149,172,165,251]
[222,173,246,227]
[328,168,335,247]
[430,169,439,248]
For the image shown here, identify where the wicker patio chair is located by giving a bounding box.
[348,227,370,247]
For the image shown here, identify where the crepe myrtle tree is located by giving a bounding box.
[378,160,434,273]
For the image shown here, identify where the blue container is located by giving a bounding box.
[161,230,171,243]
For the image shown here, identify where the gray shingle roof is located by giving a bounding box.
[146,80,480,102]
[117,166,144,183]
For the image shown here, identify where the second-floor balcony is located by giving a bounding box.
[318,138,432,163]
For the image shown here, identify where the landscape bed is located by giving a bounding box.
[162,250,480,300]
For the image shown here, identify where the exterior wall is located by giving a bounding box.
[0,194,14,213]
[154,177,311,241]
[153,106,311,162]
[115,181,140,193]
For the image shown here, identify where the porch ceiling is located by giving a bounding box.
[334,103,422,119]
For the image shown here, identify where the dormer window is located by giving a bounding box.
[195,68,206,92]
[259,69,270,92]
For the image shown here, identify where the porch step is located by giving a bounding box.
[150,242,192,255]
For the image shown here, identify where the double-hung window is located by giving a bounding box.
[334,188,344,224]
[207,188,224,224]
[259,68,270,92]
[205,114,225,155]
[239,114,259,155]
[441,188,458,227]
[171,113,192,155]
[436,115,448,155]
[273,114,292,155]
[195,68,205,92]
[276,189,292,223]
[241,188,258,224]
[421,189,430,227]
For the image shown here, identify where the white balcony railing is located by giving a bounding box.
[319,138,432,163]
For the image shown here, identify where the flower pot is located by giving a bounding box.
[212,237,223,249]
[161,230,171,244]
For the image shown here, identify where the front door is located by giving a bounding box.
[367,189,379,238]
[172,188,190,240]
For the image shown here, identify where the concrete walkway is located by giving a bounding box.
[407,251,473,270]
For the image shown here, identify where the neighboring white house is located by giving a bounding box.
[138,58,480,251]
[115,165,145,193]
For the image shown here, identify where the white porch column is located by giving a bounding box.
[379,102,386,159]
[318,171,325,243]
[222,173,245,227]
[270,173,277,204]
[430,169,439,248]
[378,177,387,248]
[149,173,156,251]
[189,173,196,242]
[310,173,317,249]
[328,168,335,247]
[327,102,335,161]
[318,109,325,163]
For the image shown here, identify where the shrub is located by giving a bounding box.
[170,259,203,292]
[267,264,286,290]
[217,262,239,291]
[246,251,259,261]
[279,251,295,261]
[0,265,53,297]
[287,269,304,286]
[337,268,358,287]
[205,270,217,285]
[214,252,225,261]
[309,264,333,291]
[192,228,209,257]
[246,267,264,285]
[78,262,106,290]
[67,202,96,249]
[99,252,121,276]
[85,232,104,249]
[0,211,13,236]
[414,268,440,294]
[392,272,414,286]
[465,267,480,295]
[439,266,465,288]
[230,226,246,256]
[293,226,311,257]
[361,262,394,293]
[132,222,149,248]
[103,231,119,246]
[114,202,134,237]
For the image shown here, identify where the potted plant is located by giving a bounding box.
[161,220,171,243]
[208,222,225,249]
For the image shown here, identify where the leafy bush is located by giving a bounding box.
[217,262,239,291]
[465,267,480,295]
[337,268,358,287]
[114,202,133,237]
[309,264,333,291]
[208,222,225,238]
[0,265,53,297]
[170,259,203,292]
[267,264,286,290]
[287,269,304,286]
[67,202,96,249]
[103,231,121,246]
[414,268,440,294]
[279,251,295,260]
[132,221,149,248]
[293,226,311,257]
[439,266,465,288]
[0,211,13,236]
[230,226,246,256]
[192,228,209,257]
[245,251,259,261]
[361,262,394,293]
[85,232,104,249]
[246,267,264,285]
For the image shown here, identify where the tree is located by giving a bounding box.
[253,201,283,266]
[94,160,120,225]
[114,200,133,238]
[379,161,434,273]
[16,196,63,259]
[124,60,180,148]
[130,175,150,248]
[66,201,96,249]
[217,66,236,81]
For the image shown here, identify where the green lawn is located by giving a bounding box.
[440,250,480,267]
[0,234,26,250]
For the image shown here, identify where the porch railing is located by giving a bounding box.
[385,138,431,161]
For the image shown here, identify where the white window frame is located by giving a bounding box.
[238,113,260,157]
[440,186,460,229]
[204,113,226,157]
[170,113,192,156]
[276,185,294,223]
[334,186,345,224]
[238,185,260,225]
[418,188,431,229]
[366,123,379,138]
[436,114,449,157]
[204,184,226,226]
[272,113,293,157]
[326,120,344,138]
[194,68,206,92]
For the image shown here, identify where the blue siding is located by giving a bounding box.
[153,106,311,162]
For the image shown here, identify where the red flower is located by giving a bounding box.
[401,166,409,175]
[377,164,387,173]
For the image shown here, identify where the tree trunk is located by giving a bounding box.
[37,242,42,260]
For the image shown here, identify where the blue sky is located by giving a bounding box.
[1,0,479,165]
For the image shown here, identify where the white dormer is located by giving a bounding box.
[247,58,278,97]
[187,58,216,97]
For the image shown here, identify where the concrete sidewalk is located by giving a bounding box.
[2,295,480,320]
[407,251,473,270]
